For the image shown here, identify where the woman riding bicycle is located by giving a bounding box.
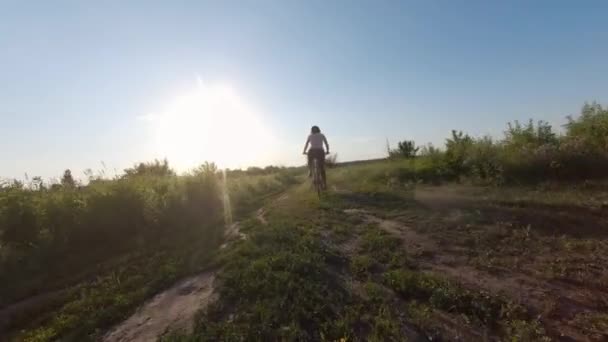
[302,125,330,189]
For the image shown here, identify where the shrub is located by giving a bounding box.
[0,188,40,248]
[466,136,503,183]
[504,119,558,150]
[123,158,175,178]
[388,140,419,159]
[444,130,475,178]
[565,102,608,152]
[326,153,338,168]
[378,101,608,185]
[418,143,440,157]
[60,169,76,188]
[0,161,299,307]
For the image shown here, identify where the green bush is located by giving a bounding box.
[0,188,40,248]
[444,130,475,178]
[388,140,419,159]
[565,102,608,152]
[466,136,503,183]
[0,161,299,307]
[504,119,558,149]
[380,101,608,185]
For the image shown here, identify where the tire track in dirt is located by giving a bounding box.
[104,194,288,341]
[343,208,607,341]
[0,289,71,337]
[332,209,487,341]
[103,230,243,341]
[103,271,217,342]
[256,193,288,225]
[104,224,244,342]
[256,208,268,225]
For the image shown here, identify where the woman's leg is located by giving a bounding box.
[307,152,313,177]
[319,151,327,188]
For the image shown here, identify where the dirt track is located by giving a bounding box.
[340,186,608,341]
[103,271,216,342]
[102,194,288,341]
[103,223,242,341]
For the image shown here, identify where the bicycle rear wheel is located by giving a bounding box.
[313,159,322,198]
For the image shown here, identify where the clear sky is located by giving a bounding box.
[2,0,607,179]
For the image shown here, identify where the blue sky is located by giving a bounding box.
[1,1,607,179]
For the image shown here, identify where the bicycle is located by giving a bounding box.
[311,157,323,198]
[304,151,329,198]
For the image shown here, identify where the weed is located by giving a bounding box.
[350,255,373,276]
[360,228,401,264]
[504,319,551,342]
[572,312,608,340]
[384,270,530,328]
[190,220,349,341]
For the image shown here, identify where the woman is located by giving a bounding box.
[302,125,330,189]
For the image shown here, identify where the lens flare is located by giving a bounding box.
[149,82,275,171]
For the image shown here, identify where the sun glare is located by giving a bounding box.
[149,81,275,171]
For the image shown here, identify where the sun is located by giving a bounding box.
[150,81,274,171]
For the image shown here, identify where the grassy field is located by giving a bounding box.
[3,103,608,341]
[164,160,608,341]
[2,159,607,341]
[0,165,299,341]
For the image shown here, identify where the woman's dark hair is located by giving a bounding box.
[311,125,321,134]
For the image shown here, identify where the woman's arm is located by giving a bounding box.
[302,136,310,154]
[323,135,330,153]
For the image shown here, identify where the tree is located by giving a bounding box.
[61,169,76,187]
[325,153,338,168]
[388,140,419,158]
[565,102,608,152]
[31,176,45,191]
[124,159,175,178]
[444,130,474,175]
[418,143,440,157]
[504,119,557,149]
[192,161,219,177]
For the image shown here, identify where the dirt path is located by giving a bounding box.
[0,289,70,336]
[256,193,288,225]
[103,193,287,342]
[103,223,245,342]
[103,271,216,342]
[102,221,243,342]
[256,208,268,225]
[343,207,606,341]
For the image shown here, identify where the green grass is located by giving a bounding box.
[383,270,530,328]
[572,312,608,340]
[165,178,562,341]
[7,107,608,341]
[14,234,216,341]
[226,161,606,338]
[359,227,402,264]
[179,209,352,340]
[2,166,299,341]
[350,255,373,276]
[164,186,419,341]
